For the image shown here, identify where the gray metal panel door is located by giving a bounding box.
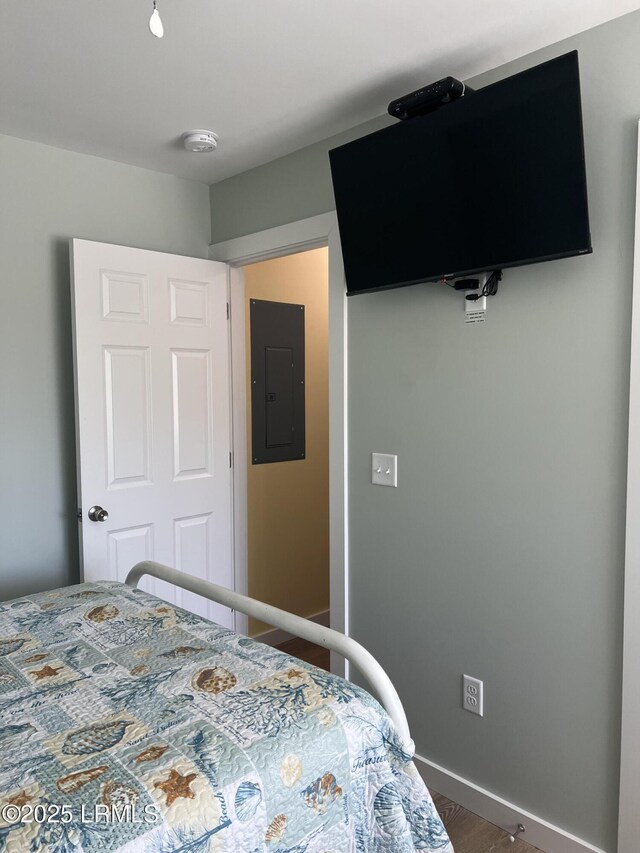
[250,299,305,464]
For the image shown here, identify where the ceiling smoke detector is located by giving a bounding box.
[182,130,219,153]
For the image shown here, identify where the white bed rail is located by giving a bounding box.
[125,560,414,753]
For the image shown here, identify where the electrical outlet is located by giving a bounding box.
[464,291,486,324]
[462,674,484,716]
[464,272,487,324]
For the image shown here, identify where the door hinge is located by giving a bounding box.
[229,451,233,468]
[77,508,82,522]
[226,302,230,320]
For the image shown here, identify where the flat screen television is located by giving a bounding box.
[329,51,591,296]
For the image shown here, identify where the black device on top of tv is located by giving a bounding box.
[329,51,592,296]
[387,76,472,120]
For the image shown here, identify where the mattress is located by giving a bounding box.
[0,581,453,852]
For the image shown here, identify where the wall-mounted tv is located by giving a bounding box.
[329,51,591,296]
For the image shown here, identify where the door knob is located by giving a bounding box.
[88,506,109,522]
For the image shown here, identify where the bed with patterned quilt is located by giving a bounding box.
[0,580,453,853]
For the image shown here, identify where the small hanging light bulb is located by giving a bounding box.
[149,0,164,38]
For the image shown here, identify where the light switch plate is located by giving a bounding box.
[372,453,398,487]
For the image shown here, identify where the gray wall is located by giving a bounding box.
[0,134,211,600]
[210,114,393,242]
[210,12,640,850]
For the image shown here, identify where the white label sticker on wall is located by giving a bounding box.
[465,308,486,324]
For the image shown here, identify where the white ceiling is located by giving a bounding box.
[1,0,638,184]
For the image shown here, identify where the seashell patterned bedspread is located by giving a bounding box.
[0,581,453,852]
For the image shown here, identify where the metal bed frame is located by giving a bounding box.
[125,560,414,752]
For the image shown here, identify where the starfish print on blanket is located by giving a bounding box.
[31,664,63,680]
[6,790,31,808]
[154,770,197,807]
[287,669,303,679]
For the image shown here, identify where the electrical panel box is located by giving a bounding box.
[250,298,305,464]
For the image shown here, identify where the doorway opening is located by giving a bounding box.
[212,211,347,677]
[242,248,330,670]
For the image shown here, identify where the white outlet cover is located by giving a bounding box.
[462,674,484,716]
[372,453,398,487]
[464,292,487,312]
[464,291,486,324]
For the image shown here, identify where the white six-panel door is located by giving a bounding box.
[70,239,234,627]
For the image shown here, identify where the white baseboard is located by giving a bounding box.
[414,753,607,853]
[251,609,330,647]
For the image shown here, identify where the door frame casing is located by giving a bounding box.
[210,212,349,676]
[619,122,640,853]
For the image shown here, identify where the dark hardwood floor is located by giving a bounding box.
[432,792,543,852]
[276,636,330,671]
[275,639,542,852]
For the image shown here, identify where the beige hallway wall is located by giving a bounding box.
[244,248,329,636]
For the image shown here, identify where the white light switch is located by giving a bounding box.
[372,453,398,487]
